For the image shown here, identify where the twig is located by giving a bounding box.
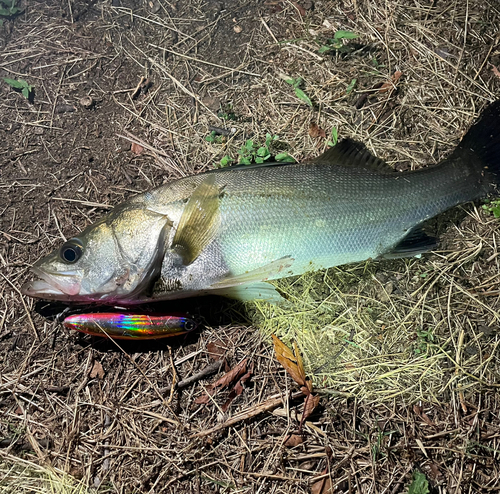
[191,391,304,438]
[176,360,224,390]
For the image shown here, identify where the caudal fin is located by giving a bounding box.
[452,101,500,192]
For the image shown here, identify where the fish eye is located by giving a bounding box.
[60,238,84,264]
[184,320,196,331]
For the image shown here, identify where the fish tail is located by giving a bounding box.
[451,101,500,195]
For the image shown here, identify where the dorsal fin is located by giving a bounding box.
[311,138,394,173]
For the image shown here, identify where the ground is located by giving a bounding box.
[1,0,500,492]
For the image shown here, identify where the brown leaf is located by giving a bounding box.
[130,142,144,155]
[221,362,254,412]
[194,359,248,406]
[290,0,306,16]
[413,404,435,426]
[90,360,104,379]
[492,65,500,79]
[233,362,254,397]
[211,359,247,390]
[378,70,403,93]
[207,341,226,361]
[272,335,312,392]
[302,393,321,421]
[311,471,332,494]
[309,122,326,139]
[284,434,303,447]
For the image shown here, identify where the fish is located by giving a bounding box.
[63,312,197,339]
[22,101,500,305]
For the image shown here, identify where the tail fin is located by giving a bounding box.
[451,101,500,193]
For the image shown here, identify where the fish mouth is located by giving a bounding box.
[21,267,82,300]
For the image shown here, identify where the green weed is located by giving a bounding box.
[3,77,33,100]
[238,134,295,165]
[346,78,357,94]
[318,30,359,54]
[482,199,500,218]
[413,329,434,356]
[327,127,338,147]
[283,76,313,107]
[205,131,224,144]
[219,155,233,167]
[217,103,236,121]
[407,471,429,494]
[0,0,21,23]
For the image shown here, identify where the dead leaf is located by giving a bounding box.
[492,65,500,79]
[194,359,248,406]
[284,434,303,447]
[212,359,247,389]
[311,472,332,494]
[90,360,105,379]
[302,393,320,421]
[290,0,306,16]
[378,70,403,93]
[221,362,254,412]
[207,341,226,361]
[272,335,312,393]
[413,404,435,426]
[194,393,211,405]
[233,362,254,397]
[130,142,144,155]
[309,122,326,139]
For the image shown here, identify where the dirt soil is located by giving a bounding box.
[1,0,500,492]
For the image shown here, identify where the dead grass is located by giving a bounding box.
[1,0,500,492]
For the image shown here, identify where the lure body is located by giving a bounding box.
[64,312,196,339]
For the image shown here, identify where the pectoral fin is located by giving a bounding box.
[172,175,221,265]
[212,256,294,289]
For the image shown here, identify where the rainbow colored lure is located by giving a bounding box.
[63,313,197,340]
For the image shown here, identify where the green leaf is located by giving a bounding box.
[256,146,268,157]
[294,88,312,107]
[4,77,25,89]
[407,471,429,494]
[334,30,358,40]
[318,45,331,54]
[255,157,264,164]
[275,153,295,162]
[219,155,232,167]
[245,139,254,150]
[205,132,216,143]
[346,78,357,94]
[22,86,29,98]
[239,157,252,165]
[329,127,338,146]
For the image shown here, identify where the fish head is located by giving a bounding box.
[22,204,172,304]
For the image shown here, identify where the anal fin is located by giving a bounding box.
[383,225,437,259]
[212,282,285,303]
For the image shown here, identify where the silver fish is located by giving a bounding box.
[22,102,500,304]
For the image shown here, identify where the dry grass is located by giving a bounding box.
[1,0,500,492]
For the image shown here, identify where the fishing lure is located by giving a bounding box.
[63,312,197,339]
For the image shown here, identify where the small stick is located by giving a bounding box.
[131,76,146,100]
[176,360,224,390]
[191,391,304,438]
